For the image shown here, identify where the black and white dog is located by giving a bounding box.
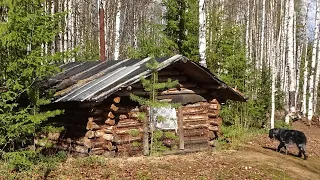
[269,128,308,160]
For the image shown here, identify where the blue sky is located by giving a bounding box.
[308,0,316,38]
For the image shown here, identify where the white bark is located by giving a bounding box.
[270,0,276,129]
[199,0,207,68]
[285,0,295,124]
[314,0,320,112]
[307,0,320,121]
[51,0,55,54]
[114,0,121,60]
[63,0,68,62]
[259,0,266,71]
[245,0,251,64]
[301,0,309,116]
[302,44,309,116]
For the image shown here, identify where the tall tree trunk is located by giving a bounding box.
[314,0,320,112]
[199,0,207,67]
[307,0,320,121]
[114,0,121,60]
[259,0,266,70]
[270,0,276,129]
[301,0,310,116]
[285,0,295,124]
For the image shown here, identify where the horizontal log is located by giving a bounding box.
[160,89,207,95]
[208,111,219,119]
[184,136,208,143]
[185,102,209,107]
[115,128,144,135]
[119,114,128,120]
[208,125,219,132]
[117,122,143,128]
[182,106,208,115]
[184,128,208,137]
[115,136,143,144]
[183,124,208,129]
[208,104,221,110]
[183,120,208,126]
[183,114,208,121]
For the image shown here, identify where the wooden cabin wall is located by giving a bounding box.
[39,65,224,155]
[38,97,144,156]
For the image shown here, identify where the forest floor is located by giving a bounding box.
[45,120,320,180]
[2,120,319,180]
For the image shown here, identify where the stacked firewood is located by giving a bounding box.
[182,102,209,149]
[115,107,144,156]
[83,97,121,153]
[207,99,222,146]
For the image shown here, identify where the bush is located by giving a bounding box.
[0,149,67,179]
[274,120,292,129]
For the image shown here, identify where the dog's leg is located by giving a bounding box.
[284,144,288,155]
[298,144,308,160]
[277,142,284,152]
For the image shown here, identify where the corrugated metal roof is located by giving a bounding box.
[47,55,247,102]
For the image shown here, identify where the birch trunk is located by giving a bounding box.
[199,0,207,67]
[259,0,266,71]
[270,0,276,129]
[114,0,121,60]
[301,0,310,116]
[307,0,320,121]
[314,0,320,112]
[285,0,295,124]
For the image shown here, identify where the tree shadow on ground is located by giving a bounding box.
[262,146,301,158]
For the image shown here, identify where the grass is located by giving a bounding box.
[215,125,267,150]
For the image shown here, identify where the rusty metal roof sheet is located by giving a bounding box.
[47,55,247,102]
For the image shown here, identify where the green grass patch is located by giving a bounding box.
[0,150,67,180]
[216,125,267,150]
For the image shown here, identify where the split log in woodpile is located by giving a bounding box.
[207,99,222,142]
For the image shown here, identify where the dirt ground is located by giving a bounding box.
[49,121,320,180]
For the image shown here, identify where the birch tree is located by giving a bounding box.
[302,0,310,116]
[285,0,296,124]
[114,0,121,60]
[199,0,207,67]
[307,0,320,121]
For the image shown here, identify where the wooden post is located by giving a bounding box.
[178,107,184,150]
[143,117,149,156]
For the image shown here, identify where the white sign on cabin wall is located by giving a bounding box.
[150,107,178,131]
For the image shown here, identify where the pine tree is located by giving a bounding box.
[130,58,179,155]
[0,0,64,151]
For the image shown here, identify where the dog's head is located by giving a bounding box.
[269,128,280,139]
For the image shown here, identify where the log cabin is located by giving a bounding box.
[39,54,247,156]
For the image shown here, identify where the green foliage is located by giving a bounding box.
[152,130,178,154]
[0,0,65,151]
[130,58,179,109]
[128,129,140,137]
[127,22,177,59]
[274,120,292,129]
[163,0,199,61]
[129,58,179,155]
[0,150,67,179]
